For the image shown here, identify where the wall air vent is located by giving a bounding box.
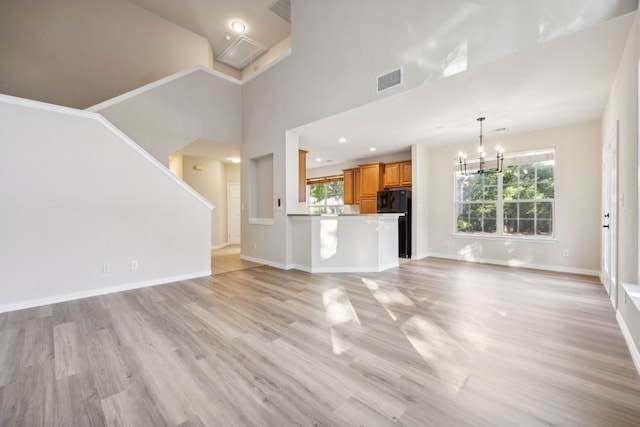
[217,36,266,70]
[377,68,403,92]
[269,0,291,23]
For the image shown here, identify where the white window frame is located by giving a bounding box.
[307,179,345,214]
[453,148,556,240]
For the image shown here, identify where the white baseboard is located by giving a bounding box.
[239,254,287,270]
[616,311,640,378]
[0,271,211,314]
[412,251,429,261]
[426,252,600,276]
[211,243,228,250]
[285,262,399,274]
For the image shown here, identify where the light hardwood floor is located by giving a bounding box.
[211,245,263,275]
[1,258,640,426]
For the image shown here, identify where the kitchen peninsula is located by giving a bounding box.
[288,213,402,273]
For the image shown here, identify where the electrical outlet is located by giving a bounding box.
[102,264,111,273]
[562,250,569,257]
[131,260,139,270]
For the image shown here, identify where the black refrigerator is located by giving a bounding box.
[377,188,411,258]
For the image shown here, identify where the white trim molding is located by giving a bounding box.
[616,311,640,378]
[0,271,212,314]
[427,252,600,277]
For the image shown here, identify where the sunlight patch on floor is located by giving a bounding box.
[323,286,361,355]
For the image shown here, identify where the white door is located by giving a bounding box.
[228,183,241,245]
[601,123,618,309]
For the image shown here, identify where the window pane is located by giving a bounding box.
[519,202,535,219]
[467,175,484,201]
[484,173,499,186]
[537,164,554,181]
[536,202,552,219]
[325,182,344,205]
[519,166,536,199]
[456,204,470,232]
[308,183,325,204]
[484,185,498,200]
[503,202,517,219]
[483,218,497,233]
[518,219,535,235]
[504,219,517,235]
[536,181,554,199]
[503,166,518,200]
[536,219,552,235]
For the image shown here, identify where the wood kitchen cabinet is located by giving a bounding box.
[343,167,361,205]
[383,160,412,188]
[359,162,385,213]
[400,160,412,186]
[299,150,307,202]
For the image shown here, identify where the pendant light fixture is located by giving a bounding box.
[458,117,504,176]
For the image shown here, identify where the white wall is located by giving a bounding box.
[93,68,242,167]
[241,0,636,269]
[241,58,295,267]
[426,121,602,274]
[0,0,214,109]
[412,144,430,260]
[225,163,240,183]
[603,15,640,365]
[0,96,212,312]
[181,156,229,249]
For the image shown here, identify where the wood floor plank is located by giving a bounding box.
[1,256,640,426]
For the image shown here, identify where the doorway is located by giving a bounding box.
[601,122,618,309]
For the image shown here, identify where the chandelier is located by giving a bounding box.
[458,117,504,175]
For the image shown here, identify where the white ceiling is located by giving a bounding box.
[1,1,635,168]
[295,11,636,169]
[126,0,290,68]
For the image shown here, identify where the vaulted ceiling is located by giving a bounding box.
[1,1,637,169]
[0,0,290,109]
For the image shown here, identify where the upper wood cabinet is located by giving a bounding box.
[400,161,412,186]
[383,162,400,187]
[383,160,412,188]
[354,168,361,204]
[359,162,385,213]
[360,162,385,197]
[299,150,307,202]
[343,167,361,205]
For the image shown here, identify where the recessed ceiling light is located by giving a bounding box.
[369,147,376,152]
[315,158,322,162]
[228,157,240,163]
[231,21,246,33]
[338,138,347,143]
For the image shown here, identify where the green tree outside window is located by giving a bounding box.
[455,151,554,237]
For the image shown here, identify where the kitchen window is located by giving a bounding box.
[455,148,555,238]
[307,175,344,214]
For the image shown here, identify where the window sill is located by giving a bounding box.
[248,218,274,225]
[452,233,557,244]
[622,283,640,311]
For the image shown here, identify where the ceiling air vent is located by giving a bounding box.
[377,68,402,92]
[269,0,291,23]
[217,36,266,70]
